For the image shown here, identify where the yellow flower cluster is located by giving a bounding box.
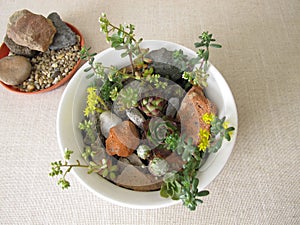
[84,87,105,116]
[202,112,215,124]
[198,128,210,151]
[197,113,215,151]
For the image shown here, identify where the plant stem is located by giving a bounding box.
[108,22,137,42]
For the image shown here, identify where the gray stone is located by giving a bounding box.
[146,48,183,81]
[164,84,186,100]
[47,12,77,50]
[4,35,38,57]
[0,56,32,85]
[127,153,144,167]
[166,97,180,118]
[99,111,122,138]
[125,107,145,129]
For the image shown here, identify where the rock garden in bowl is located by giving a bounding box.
[51,14,238,210]
[0,9,84,93]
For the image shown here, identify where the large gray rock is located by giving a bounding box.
[6,9,56,52]
[0,56,32,85]
[47,12,77,50]
[146,48,183,81]
[4,35,38,57]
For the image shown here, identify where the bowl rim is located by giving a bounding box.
[56,40,238,209]
[0,22,84,94]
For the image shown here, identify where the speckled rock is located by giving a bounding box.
[4,35,38,57]
[47,12,77,50]
[125,107,145,129]
[177,86,217,145]
[0,56,32,85]
[6,9,56,52]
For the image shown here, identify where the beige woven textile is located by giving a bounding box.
[0,0,299,224]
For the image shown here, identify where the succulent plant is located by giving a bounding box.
[147,117,178,147]
[136,144,151,160]
[116,86,139,110]
[148,157,169,177]
[138,96,166,117]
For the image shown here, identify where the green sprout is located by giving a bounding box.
[99,13,146,73]
[49,149,117,189]
[182,32,222,88]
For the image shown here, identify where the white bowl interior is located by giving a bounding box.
[56,40,238,209]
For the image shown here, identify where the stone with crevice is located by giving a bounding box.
[177,86,217,145]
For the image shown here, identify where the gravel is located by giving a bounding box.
[15,36,81,92]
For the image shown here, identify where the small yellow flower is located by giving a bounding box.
[84,87,104,116]
[198,128,210,151]
[202,113,215,125]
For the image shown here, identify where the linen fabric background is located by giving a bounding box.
[0,0,299,224]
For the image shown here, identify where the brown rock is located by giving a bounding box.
[177,86,217,145]
[105,120,140,157]
[6,9,56,52]
[165,152,185,171]
[115,164,162,191]
[0,56,32,85]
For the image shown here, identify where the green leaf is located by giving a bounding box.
[203,50,209,61]
[109,172,116,180]
[210,43,222,48]
[102,169,109,177]
[192,178,199,190]
[194,42,205,48]
[160,185,169,198]
[197,190,209,197]
[121,52,129,58]
[84,66,92,72]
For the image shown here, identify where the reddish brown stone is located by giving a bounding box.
[177,86,217,145]
[6,9,56,52]
[105,120,140,157]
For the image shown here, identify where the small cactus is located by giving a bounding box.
[148,157,169,177]
[138,96,166,117]
[136,144,151,160]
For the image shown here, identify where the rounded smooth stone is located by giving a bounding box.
[99,111,122,138]
[0,55,32,85]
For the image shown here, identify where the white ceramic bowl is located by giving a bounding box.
[56,40,238,209]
